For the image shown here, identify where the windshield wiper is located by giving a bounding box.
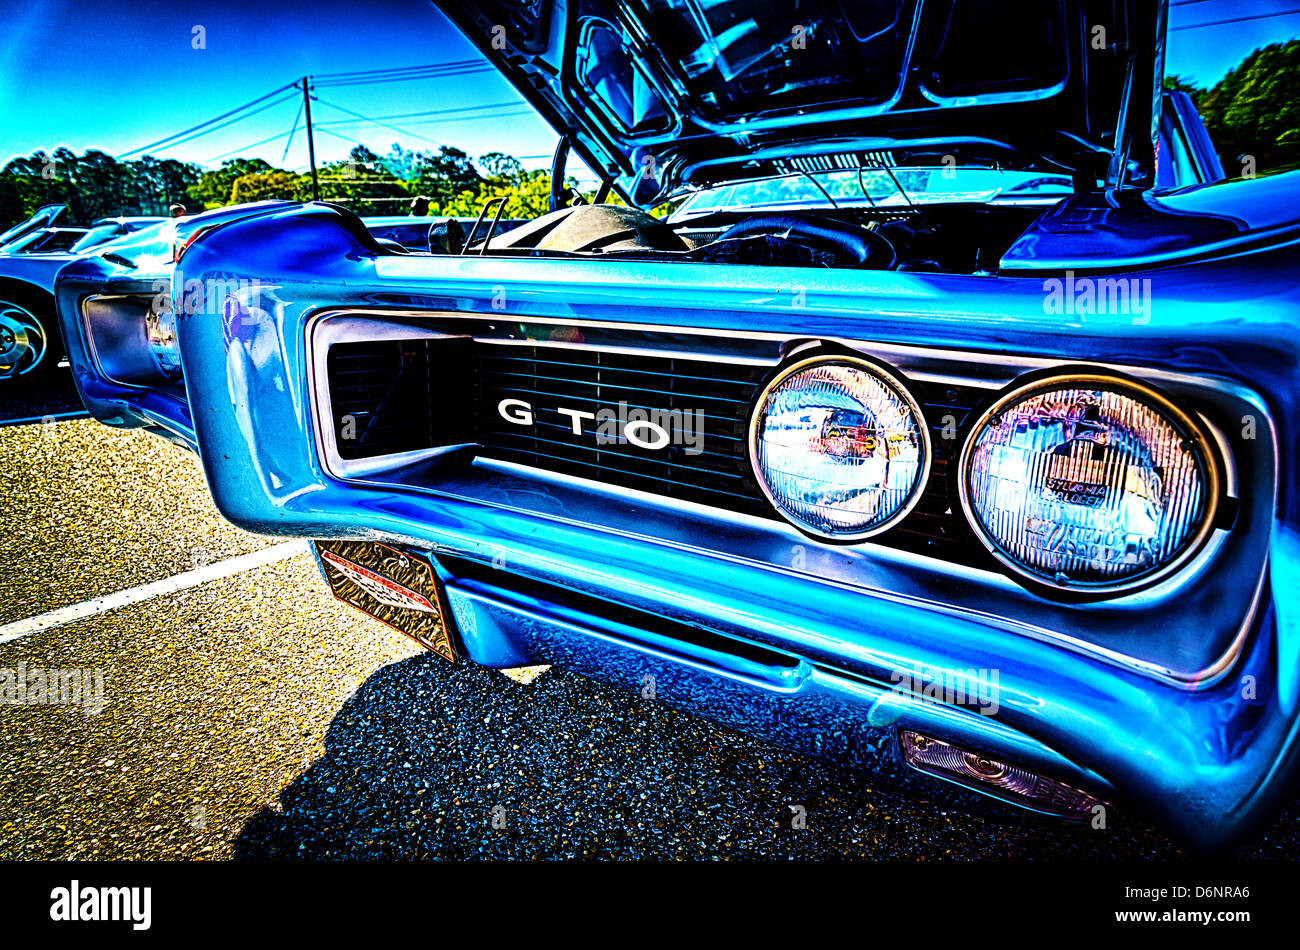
[878,164,919,214]
[855,167,878,208]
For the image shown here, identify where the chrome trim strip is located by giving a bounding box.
[999,226,1300,272]
[466,457,1266,692]
[465,335,777,367]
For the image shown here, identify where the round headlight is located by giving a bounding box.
[145,307,181,381]
[959,374,1218,593]
[749,356,930,540]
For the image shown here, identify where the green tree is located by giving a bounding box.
[478,151,523,182]
[315,145,412,215]
[0,147,197,222]
[2,150,77,217]
[435,168,552,219]
[1162,74,1201,95]
[408,145,482,206]
[1,137,640,229]
[229,169,310,204]
[188,158,274,210]
[1194,40,1300,175]
[79,149,135,218]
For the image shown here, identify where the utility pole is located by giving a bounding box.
[301,75,319,201]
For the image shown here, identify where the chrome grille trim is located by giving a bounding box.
[303,307,1269,690]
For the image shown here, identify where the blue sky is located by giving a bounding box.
[0,0,568,176]
[0,0,1297,178]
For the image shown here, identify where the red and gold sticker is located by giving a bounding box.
[313,540,456,661]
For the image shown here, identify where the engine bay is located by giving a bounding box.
[419,202,1050,276]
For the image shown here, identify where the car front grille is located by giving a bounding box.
[324,336,992,566]
[326,338,473,459]
[475,345,771,515]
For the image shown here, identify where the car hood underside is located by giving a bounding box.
[435,0,1168,202]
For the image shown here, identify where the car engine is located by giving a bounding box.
[467,202,1047,275]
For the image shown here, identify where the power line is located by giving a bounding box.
[115,59,545,180]
[316,109,533,131]
[202,127,297,165]
[315,174,411,181]
[118,83,297,158]
[311,96,445,148]
[280,100,305,165]
[314,72,494,90]
[1172,7,1300,29]
[313,60,482,81]
[117,61,501,161]
[134,92,299,158]
[314,64,494,89]
[316,63,492,80]
[313,125,372,149]
[313,101,525,125]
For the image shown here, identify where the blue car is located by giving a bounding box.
[54,0,1300,850]
[0,205,168,381]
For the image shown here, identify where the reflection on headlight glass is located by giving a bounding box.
[965,385,1209,587]
[753,361,926,538]
[145,307,181,381]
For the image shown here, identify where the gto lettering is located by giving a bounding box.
[498,398,534,426]
[498,398,704,454]
[556,407,595,434]
[623,416,670,450]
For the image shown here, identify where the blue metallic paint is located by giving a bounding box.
[54,192,1300,848]
[1002,170,1300,271]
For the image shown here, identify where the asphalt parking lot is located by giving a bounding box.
[2,374,1298,860]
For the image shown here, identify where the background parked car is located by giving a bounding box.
[0,227,91,254]
[0,206,167,381]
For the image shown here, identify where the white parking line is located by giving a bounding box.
[0,541,310,646]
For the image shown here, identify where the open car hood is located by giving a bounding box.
[437,0,1168,203]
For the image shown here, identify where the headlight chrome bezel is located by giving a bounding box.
[747,353,932,542]
[956,370,1223,597]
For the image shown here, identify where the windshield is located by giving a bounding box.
[0,231,45,253]
[90,222,174,269]
[0,204,66,247]
[0,229,85,254]
[69,224,122,253]
[669,167,1074,220]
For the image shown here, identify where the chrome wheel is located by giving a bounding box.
[0,300,48,380]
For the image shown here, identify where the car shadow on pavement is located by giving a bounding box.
[0,370,85,424]
[231,651,1197,860]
